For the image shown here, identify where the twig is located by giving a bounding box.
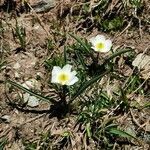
[130,109,150,133]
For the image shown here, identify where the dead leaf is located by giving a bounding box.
[132,53,150,79]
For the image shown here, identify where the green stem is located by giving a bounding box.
[60,85,67,105]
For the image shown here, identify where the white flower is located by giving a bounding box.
[90,35,112,52]
[51,64,78,86]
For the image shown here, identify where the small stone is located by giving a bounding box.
[23,93,30,103]
[30,0,56,13]
[26,79,40,89]
[27,96,39,107]
[22,79,40,89]
[13,62,21,69]
[1,115,11,123]
[23,93,39,107]
[14,72,20,78]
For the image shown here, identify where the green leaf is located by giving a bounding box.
[0,61,6,71]
[102,16,123,31]
[108,128,138,140]
[7,80,56,104]
[64,46,67,64]
[68,33,90,52]
[120,88,129,110]
[105,48,133,63]
[0,138,7,150]
[75,50,87,70]
[14,20,26,49]
[86,122,92,138]
[142,102,150,109]
[70,69,110,103]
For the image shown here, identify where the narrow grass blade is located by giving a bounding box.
[142,102,150,109]
[120,88,129,108]
[75,50,87,70]
[0,61,6,71]
[64,46,67,64]
[0,138,7,150]
[68,33,90,52]
[86,122,92,138]
[7,80,56,104]
[105,48,132,63]
[70,69,110,103]
[109,128,138,140]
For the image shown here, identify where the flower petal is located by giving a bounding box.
[52,66,61,75]
[51,66,61,83]
[51,74,59,83]
[95,35,105,42]
[105,39,112,49]
[62,64,72,72]
[67,76,79,85]
[71,71,77,76]
[91,46,96,50]
[101,39,112,52]
[89,37,96,45]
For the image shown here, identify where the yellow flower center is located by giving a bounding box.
[96,42,104,50]
[58,73,69,85]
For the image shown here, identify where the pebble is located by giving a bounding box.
[30,0,56,13]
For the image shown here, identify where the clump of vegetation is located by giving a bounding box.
[0,0,149,149]
[7,33,140,149]
[12,20,26,52]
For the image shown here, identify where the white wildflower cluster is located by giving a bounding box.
[51,35,112,86]
[21,35,112,106]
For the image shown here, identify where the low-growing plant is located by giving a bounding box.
[6,33,138,148]
[23,140,37,150]
[129,0,142,8]
[101,16,124,31]
[7,33,132,115]
[12,20,26,51]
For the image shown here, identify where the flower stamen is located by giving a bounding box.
[96,43,105,50]
[58,73,69,85]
